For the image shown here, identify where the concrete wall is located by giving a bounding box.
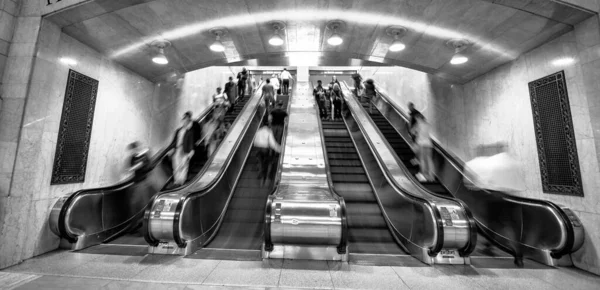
[150,66,242,149]
[0,17,172,269]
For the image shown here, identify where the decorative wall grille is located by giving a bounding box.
[528,70,583,196]
[51,70,98,185]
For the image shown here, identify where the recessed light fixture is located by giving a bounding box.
[150,40,170,65]
[447,39,470,65]
[552,57,575,66]
[209,28,227,52]
[386,26,407,52]
[59,57,77,66]
[327,21,344,46]
[268,21,285,46]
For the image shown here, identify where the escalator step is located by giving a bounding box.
[325,142,355,148]
[327,153,359,160]
[324,137,352,142]
[330,167,365,175]
[345,202,382,215]
[348,228,395,243]
[234,187,272,198]
[347,214,388,228]
[323,130,349,137]
[223,209,264,223]
[331,174,368,183]
[334,183,373,195]
[235,178,265,188]
[349,241,403,254]
[227,196,266,210]
[421,182,447,194]
[327,147,357,154]
[329,159,363,167]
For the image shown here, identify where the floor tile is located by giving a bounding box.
[102,280,187,290]
[328,263,409,290]
[278,260,334,289]
[4,250,101,275]
[12,275,111,290]
[442,265,561,290]
[392,266,486,290]
[133,257,221,283]
[520,266,600,290]
[66,254,150,279]
[0,272,41,289]
[202,260,283,287]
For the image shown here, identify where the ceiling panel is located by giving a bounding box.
[46,0,594,83]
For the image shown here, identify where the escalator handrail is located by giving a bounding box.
[167,81,266,247]
[371,83,577,257]
[341,81,445,256]
[310,81,348,254]
[349,82,478,257]
[55,106,215,243]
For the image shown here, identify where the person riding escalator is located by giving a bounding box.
[170,112,196,187]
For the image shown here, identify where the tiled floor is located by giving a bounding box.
[2,250,600,290]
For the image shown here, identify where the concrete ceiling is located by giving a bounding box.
[45,0,594,84]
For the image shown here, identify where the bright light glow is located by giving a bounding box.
[59,57,77,65]
[327,34,343,46]
[210,40,225,52]
[109,9,516,62]
[287,52,321,66]
[152,55,168,64]
[269,34,284,46]
[552,57,575,66]
[450,54,468,65]
[389,41,406,52]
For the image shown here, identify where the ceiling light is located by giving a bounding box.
[389,40,406,52]
[447,39,470,65]
[209,28,227,52]
[450,53,468,64]
[150,40,171,65]
[386,26,407,52]
[268,21,286,46]
[327,21,344,46]
[59,57,77,66]
[552,57,575,66]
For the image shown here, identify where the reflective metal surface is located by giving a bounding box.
[49,145,172,250]
[263,80,347,261]
[371,85,585,266]
[146,82,267,255]
[339,82,473,265]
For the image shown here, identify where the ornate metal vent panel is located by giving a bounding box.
[51,70,99,185]
[528,70,583,196]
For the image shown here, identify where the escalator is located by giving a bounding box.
[50,89,252,253]
[322,119,404,255]
[360,83,585,266]
[196,94,290,258]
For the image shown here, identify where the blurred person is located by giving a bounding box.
[254,122,281,186]
[463,151,527,267]
[202,112,220,158]
[332,83,343,120]
[331,75,340,87]
[407,102,422,142]
[269,100,288,144]
[411,114,434,182]
[270,74,281,98]
[170,112,196,186]
[125,141,150,181]
[279,68,294,95]
[261,78,275,110]
[325,84,334,120]
[313,80,327,119]
[352,73,363,97]
[237,67,249,100]
[363,79,376,114]
[224,76,236,110]
[212,87,229,122]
